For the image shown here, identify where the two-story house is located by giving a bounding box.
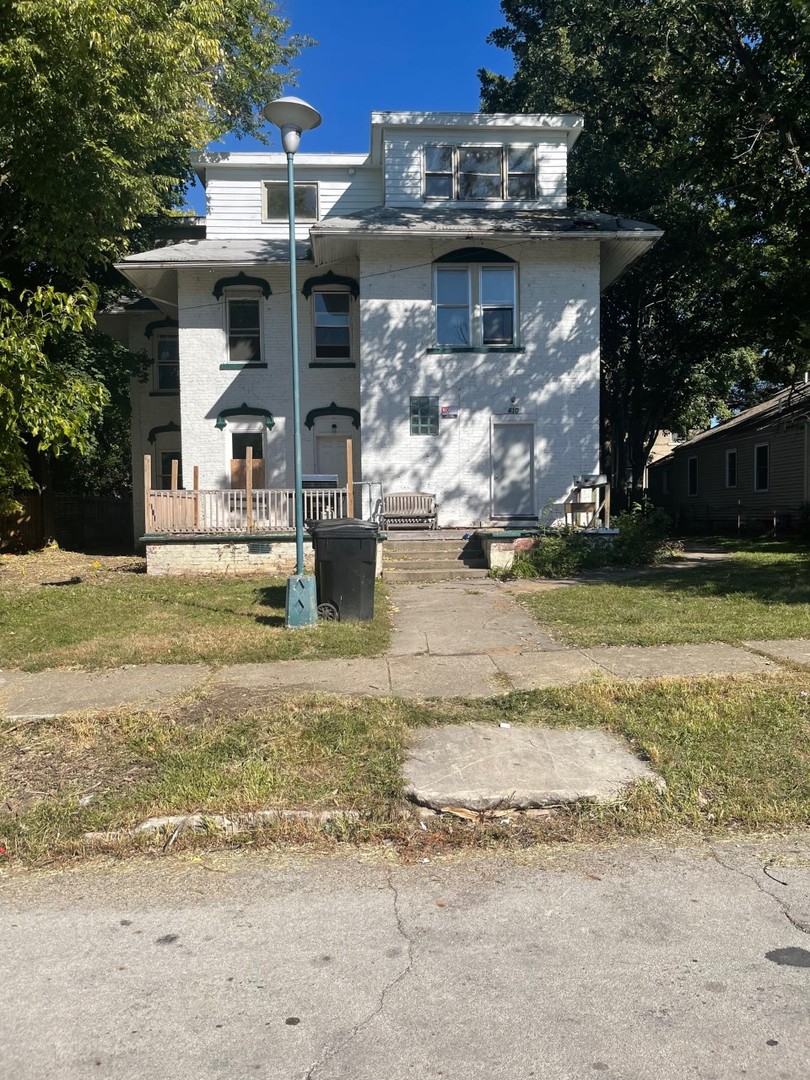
[111,111,661,569]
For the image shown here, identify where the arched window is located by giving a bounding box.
[433,248,518,350]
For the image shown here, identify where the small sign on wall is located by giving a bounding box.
[441,404,459,419]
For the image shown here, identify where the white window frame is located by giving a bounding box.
[725,448,737,489]
[225,291,263,366]
[227,419,266,470]
[154,330,179,393]
[311,288,353,364]
[754,442,770,492]
[423,144,537,202]
[687,455,698,497]
[262,180,319,222]
[433,263,518,349]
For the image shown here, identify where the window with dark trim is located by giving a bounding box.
[159,451,183,490]
[754,443,769,491]
[263,181,318,221]
[227,297,261,364]
[725,449,737,489]
[410,396,439,436]
[423,145,537,201]
[155,332,179,391]
[313,291,351,361]
[687,456,698,496]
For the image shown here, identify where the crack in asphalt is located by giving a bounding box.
[708,846,810,936]
[302,866,415,1080]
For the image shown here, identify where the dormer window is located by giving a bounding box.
[424,146,537,201]
[263,181,318,221]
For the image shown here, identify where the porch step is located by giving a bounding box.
[382,534,487,583]
[384,567,491,584]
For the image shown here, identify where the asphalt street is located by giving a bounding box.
[2,837,809,1079]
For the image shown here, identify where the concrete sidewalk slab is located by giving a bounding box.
[492,650,600,690]
[584,642,775,680]
[389,581,562,657]
[403,723,662,810]
[1,664,208,719]
[213,658,392,696]
[744,639,810,666]
[387,653,502,699]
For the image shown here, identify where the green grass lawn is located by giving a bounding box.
[518,540,810,647]
[0,558,390,670]
[3,673,809,863]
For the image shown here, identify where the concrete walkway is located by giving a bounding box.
[1,581,807,718]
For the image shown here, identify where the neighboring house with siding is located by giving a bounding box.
[106,111,661,553]
[647,382,810,530]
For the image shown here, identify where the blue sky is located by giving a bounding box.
[190,0,513,207]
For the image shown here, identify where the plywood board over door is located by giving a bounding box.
[491,421,535,518]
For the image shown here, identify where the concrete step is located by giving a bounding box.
[384,567,491,583]
[384,556,488,571]
[385,540,482,556]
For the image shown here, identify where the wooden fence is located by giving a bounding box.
[0,493,133,553]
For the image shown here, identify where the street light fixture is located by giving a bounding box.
[263,96,322,629]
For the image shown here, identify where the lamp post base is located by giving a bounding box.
[284,574,318,629]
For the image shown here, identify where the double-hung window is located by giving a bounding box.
[754,443,769,491]
[227,297,262,364]
[434,262,517,349]
[155,332,179,392]
[313,291,351,362]
[424,145,537,201]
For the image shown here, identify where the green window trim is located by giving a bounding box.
[215,403,275,431]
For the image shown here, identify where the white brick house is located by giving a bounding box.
[113,111,661,542]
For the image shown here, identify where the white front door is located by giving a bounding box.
[316,435,350,486]
[491,422,535,518]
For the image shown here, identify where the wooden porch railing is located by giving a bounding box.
[147,486,350,535]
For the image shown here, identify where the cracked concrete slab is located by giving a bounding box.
[744,639,810,667]
[403,723,662,810]
[212,659,392,696]
[388,581,562,657]
[491,649,600,690]
[584,642,776,680]
[2,664,208,718]
[387,654,502,699]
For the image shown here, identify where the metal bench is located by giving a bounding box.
[382,491,438,530]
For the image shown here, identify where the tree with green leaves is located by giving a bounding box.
[0,0,305,511]
[481,1,809,501]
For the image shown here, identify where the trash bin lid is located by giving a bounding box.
[306,517,380,538]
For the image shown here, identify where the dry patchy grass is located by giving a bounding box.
[2,672,809,865]
[0,549,390,670]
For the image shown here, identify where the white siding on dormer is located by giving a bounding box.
[383,132,568,208]
[205,166,383,240]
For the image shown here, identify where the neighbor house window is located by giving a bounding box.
[434,263,517,348]
[661,469,670,495]
[423,145,537,201]
[313,291,351,361]
[227,297,261,364]
[725,449,737,488]
[754,443,769,491]
[263,181,318,221]
[155,332,179,391]
[410,396,439,436]
[159,451,182,490]
[687,456,698,496]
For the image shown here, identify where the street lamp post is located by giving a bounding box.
[263,96,322,629]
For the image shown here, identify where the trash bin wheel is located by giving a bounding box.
[317,602,339,622]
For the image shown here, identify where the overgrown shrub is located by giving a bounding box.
[499,505,675,579]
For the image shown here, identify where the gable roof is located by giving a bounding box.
[657,383,810,458]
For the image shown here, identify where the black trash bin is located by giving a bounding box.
[307,518,380,621]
